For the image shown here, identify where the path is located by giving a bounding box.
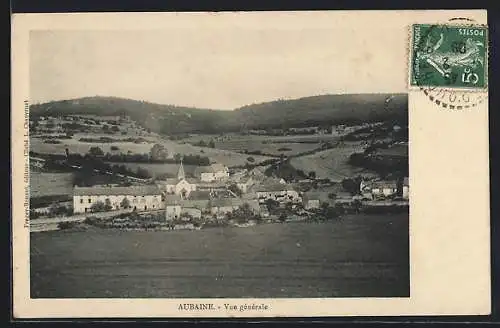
[29,208,165,232]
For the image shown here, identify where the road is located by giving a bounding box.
[30,208,165,232]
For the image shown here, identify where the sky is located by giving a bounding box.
[29,15,408,110]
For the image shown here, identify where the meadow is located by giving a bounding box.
[104,162,199,179]
[182,134,342,157]
[290,141,378,181]
[30,171,74,198]
[30,133,274,167]
[31,213,409,298]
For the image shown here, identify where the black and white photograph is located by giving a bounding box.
[27,25,411,300]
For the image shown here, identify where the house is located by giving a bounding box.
[160,160,197,198]
[73,185,162,214]
[165,194,182,221]
[194,163,229,182]
[210,197,244,216]
[402,177,409,200]
[236,176,254,194]
[30,156,46,169]
[210,198,260,217]
[255,183,301,204]
[370,181,398,199]
[302,191,328,209]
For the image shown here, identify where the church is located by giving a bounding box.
[159,159,198,199]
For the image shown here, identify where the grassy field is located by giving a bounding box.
[290,142,378,181]
[182,134,342,157]
[30,213,409,298]
[30,171,74,198]
[30,133,274,167]
[104,162,199,179]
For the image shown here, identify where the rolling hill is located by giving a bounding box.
[30,93,408,135]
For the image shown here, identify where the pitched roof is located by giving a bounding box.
[255,183,294,192]
[210,163,227,172]
[165,194,182,204]
[302,191,328,202]
[187,190,211,200]
[74,185,161,196]
[194,163,227,175]
[370,181,397,189]
[211,197,244,207]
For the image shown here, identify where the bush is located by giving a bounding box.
[57,221,77,230]
[110,145,120,151]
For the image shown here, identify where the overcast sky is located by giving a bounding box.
[29,15,408,110]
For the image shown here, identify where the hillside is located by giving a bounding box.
[30,93,408,135]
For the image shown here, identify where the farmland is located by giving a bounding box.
[290,141,378,181]
[30,172,74,198]
[181,134,342,157]
[103,162,199,179]
[30,132,275,167]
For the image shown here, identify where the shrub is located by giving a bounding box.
[58,221,77,230]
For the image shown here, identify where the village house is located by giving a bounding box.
[369,181,398,199]
[254,183,301,205]
[30,156,46,169]
[301,191,331,210]
[194,163,230,182]
[235,176,254,194]
[402,177,409,200]
[73,185,163,214]
[165,194,182,221]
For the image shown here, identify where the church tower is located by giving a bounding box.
[177,157,185,180]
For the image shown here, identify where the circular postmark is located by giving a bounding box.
[411,18,488,109]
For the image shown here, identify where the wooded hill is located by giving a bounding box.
[30,94,408,135]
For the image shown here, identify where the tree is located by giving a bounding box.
[90,201,106,213]
[149,143,168,161]
[341,177,362,195]
[328,193,337,200]
[88,146,104,157]
[208,140,216,148]
[104,198,112,211]
[228,183,243,197]
[265,199,280,214]
[308,171,316,179]
[111,125,120,133]
[120,197,130,209]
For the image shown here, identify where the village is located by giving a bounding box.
[31,154,409,231]
[28,106,409,232]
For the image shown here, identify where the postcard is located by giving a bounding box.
[11,10,490,318]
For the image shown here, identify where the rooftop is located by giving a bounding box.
[74,185,161,196]
[194,163,228,175]
[370,181,398,189]
[255,183,294,192]
[211,197,244,207]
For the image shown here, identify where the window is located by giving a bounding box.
[88,199,91,203]
[80,199,83,204]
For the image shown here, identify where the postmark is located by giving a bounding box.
[410,23,488,89]
[409,21,488,110]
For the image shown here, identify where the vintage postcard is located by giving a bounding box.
[11,10,490,318]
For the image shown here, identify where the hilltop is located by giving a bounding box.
[30,93,408,135]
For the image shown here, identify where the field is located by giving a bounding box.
[31,213,409,298]
[290,142,378,181]
[182,134,342,157]
[104,162,199,179]
[30,133,274,167]
[30,172,74,198]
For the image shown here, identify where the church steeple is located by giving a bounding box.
[177,157,185,180]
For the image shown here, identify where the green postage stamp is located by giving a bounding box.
[410,24,488,89]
